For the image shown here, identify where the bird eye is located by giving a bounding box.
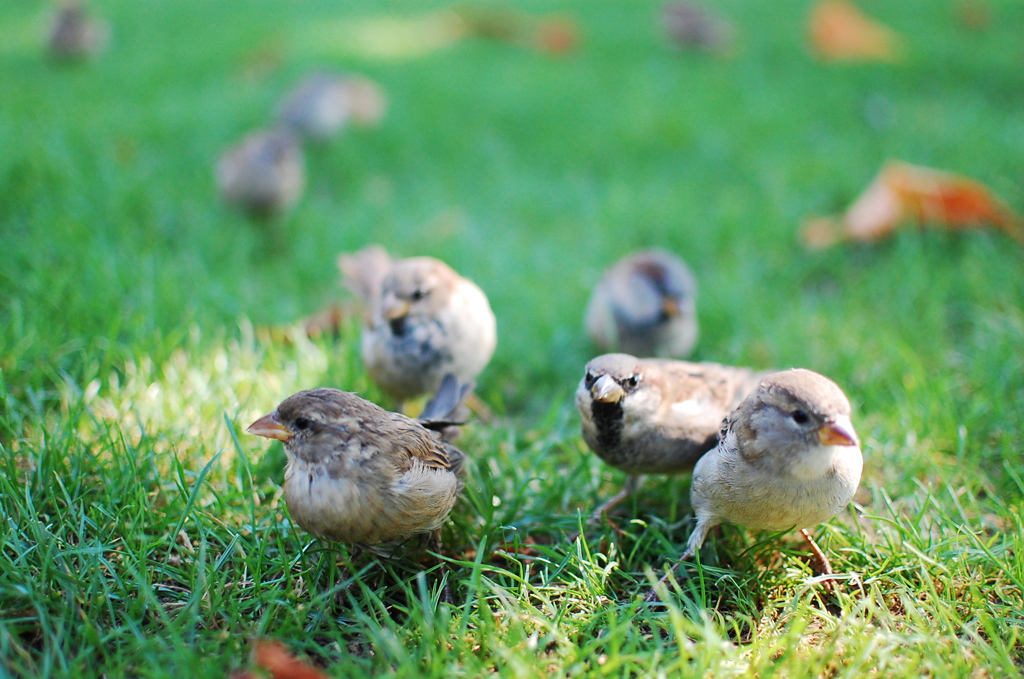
[584,371,595,388]
[294,416,313,430]
[410,288,428,301]
[626,374,642,388]
[791,410,809,424]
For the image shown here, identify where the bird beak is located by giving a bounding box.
[247,412,294,442]
[382,294,410,321]
[818,416,858,447]
[591,375,626,403]
[661,297,681,318]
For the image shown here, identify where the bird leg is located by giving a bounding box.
[799,528,834,577]
[566,476,641,543]
[642,516,709,603]
[589,475,642,523]
[464,393,495,424]
[642,543,696,604]
[332,546,359,606]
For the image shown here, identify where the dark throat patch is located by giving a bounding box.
[592,398,625,451]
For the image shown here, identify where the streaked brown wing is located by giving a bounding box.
[645,359,763,435]
[388,413,455,472]
[646,359,737,402]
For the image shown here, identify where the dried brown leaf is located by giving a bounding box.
[252,641,329,679]
[802,161,1024,249]
[809,1,902,62]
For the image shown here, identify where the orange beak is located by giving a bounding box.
[661,297,681,318]
[381,293,410,321]
[818,417,858,447]
[247,412,294,442]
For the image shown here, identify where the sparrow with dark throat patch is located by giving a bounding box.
[576,352,765,520]
[339,246,497,407]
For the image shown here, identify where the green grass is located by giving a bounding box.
[2,0,1024,676]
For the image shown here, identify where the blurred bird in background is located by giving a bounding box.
[47,1,108,61]
[661,2,734,54]
[340,246,497,407]
[585,249,698,359]
[216,127,305,219]
[277,72,387,142]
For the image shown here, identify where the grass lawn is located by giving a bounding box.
[2,0,1023,676]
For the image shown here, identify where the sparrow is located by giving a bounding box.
[576,352,764,518]
[47,2,108,61]
[585,249,698,359]
[246,375,469,554]
[645,368,862,601]
[661,2,735,54]
[277,72,387,142]
[216,127,304,219]
[339,246,497,404]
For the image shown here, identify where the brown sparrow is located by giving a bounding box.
[277,72,387,142]
[645,368,862,601]
[585,249,698,359]
[246,376,468,553]
[661,3,735,54]
[576,352,764,518]
[216,127,304,219]
[339,246,497,403]
[47,2,108,61]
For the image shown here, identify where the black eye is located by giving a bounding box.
[791,410,809,424]
[626,374,642,388]
[410,288,428,301]
[584,371,596,388]
[294,416,313,430]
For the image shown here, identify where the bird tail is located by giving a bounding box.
[419,374,474,449]
[420,373,473,422]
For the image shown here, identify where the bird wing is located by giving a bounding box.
[648,360,751,402]
[388,413,463,474]
[648,360,762,434]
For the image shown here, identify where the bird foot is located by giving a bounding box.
[799,528,833,575]
[568,476,642,542]
[642,546,695,603]
[799,528,839,593]
[440,579,455,605]
[642,586,666,605]
[567,513,631,545]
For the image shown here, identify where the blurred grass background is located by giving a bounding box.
[2,0,1023,676]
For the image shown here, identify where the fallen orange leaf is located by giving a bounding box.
[533,17,579,54]
[802,161,1024,249]
[955,0,991,32]
[251,641,329,679]
[809,0,902,62]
